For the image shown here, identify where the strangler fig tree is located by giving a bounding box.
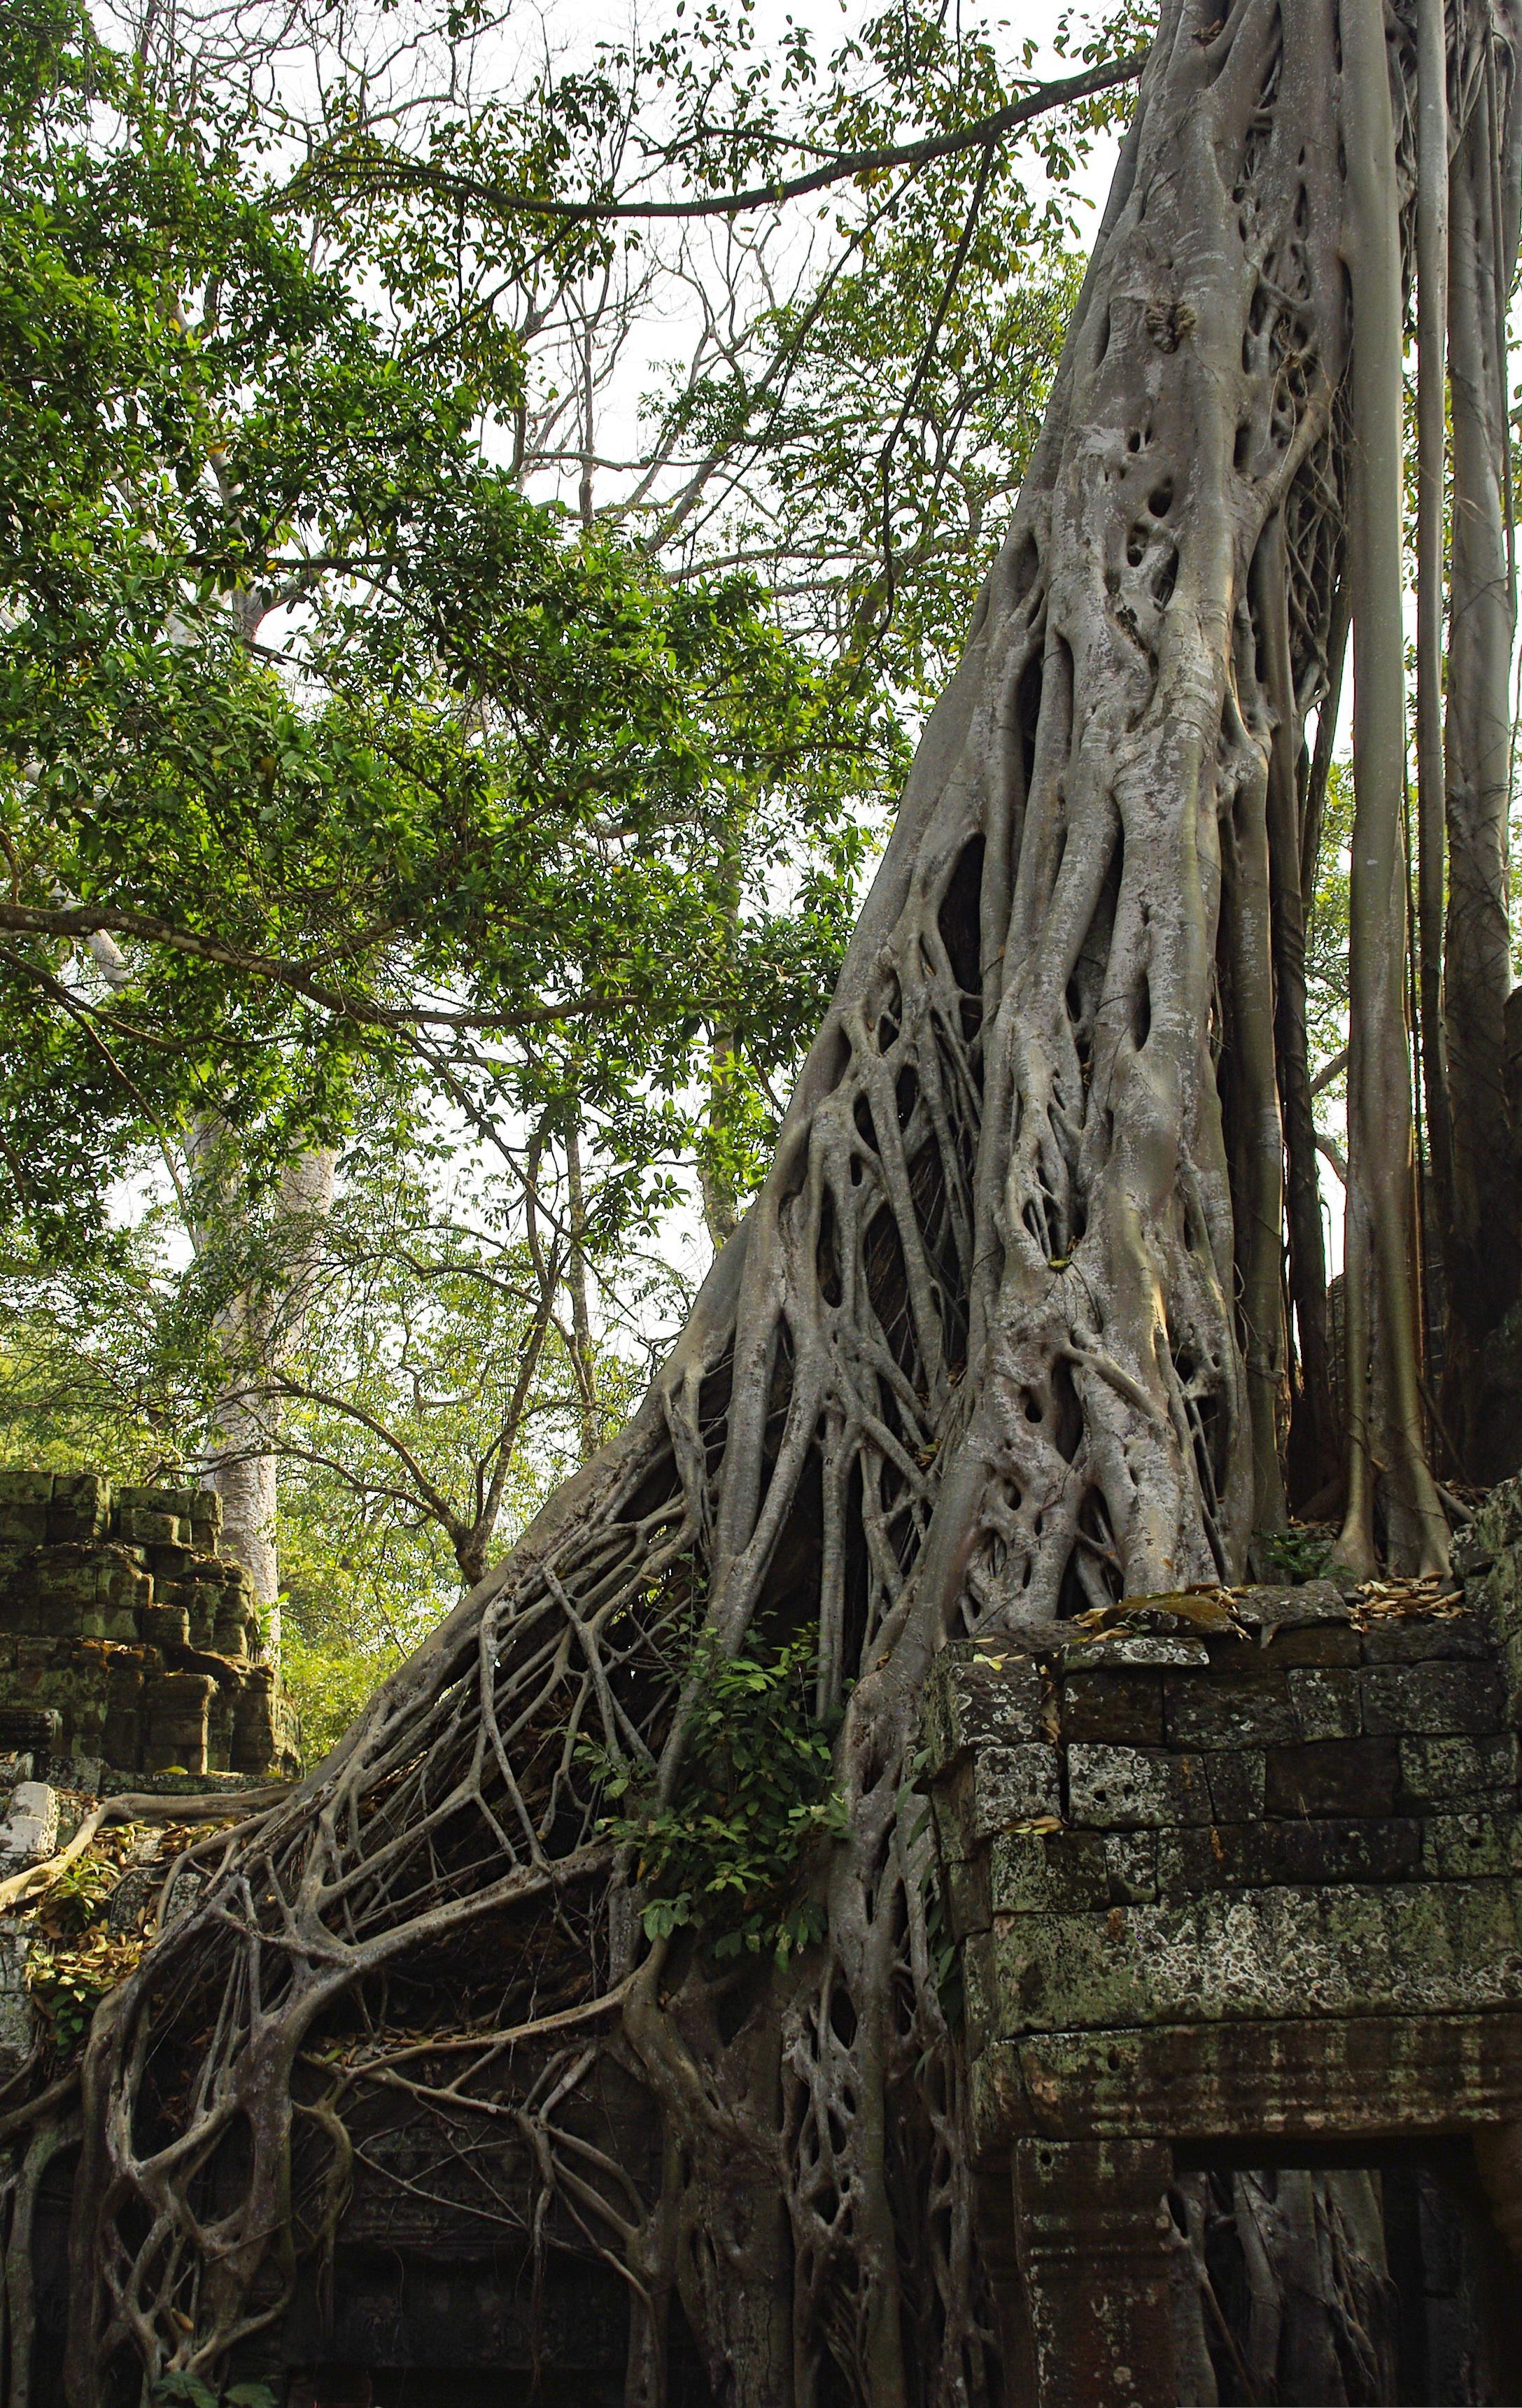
[52,0,1522,2402]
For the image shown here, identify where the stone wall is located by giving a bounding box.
[0,1470,299,1780]
[919,1498,1522,2405]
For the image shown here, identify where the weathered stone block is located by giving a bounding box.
[1360,1612,1493,1663]
[1059,1671,1164,1747]
[183,1581,222,1649]
[0,1922,32,2066]
[143,1672,213,1773]
[212,1607,251,1663]
[1288,1668,1362,1742]
[207,1686,233,1773]
[1204,1752,1266,1821]
[97,1552,150,1604]
[991,1829,1109,1915]
[1264,1738,1402,1817]
[1067,1745,1209,1829]
[1155,1817,1422,1894]
[938,1743,1061,1852]
[1103,1831,1157,1903]
[117,1484,199,1522]
[943,1852,992,1938]
[0,1708,59,1756]
[117,1505,188,1548]
[1266,1624,1362,1667]
[991,1880,1522,2035]
[0,1473,52,1549]
[1397,1731,1518,1803]
[1164,1668,1298,1749]
[1229,1580,1351,1630]
[48,1473,111,1544]
[1421,1812,1522,1879]
[1062,1634,1209,1670]
[140,1605,190,1648]
[920,1647,1045,1777]
[1361,1661,1506,1737]
[0,1777,57,1862]
[150,1545,195,1584]
[189,1488,223,1554]
[962,1929,999,2059]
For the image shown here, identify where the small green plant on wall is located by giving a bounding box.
[584,1621,847,1962]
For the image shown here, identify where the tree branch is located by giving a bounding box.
[294,51,1148,227]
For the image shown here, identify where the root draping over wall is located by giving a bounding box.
[58,0,1522,2401]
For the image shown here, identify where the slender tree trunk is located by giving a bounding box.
[195,1139,337,1648]
[1414,0,1455,1379]
[1336,0,1447,1576]
[565,1114,603,1460]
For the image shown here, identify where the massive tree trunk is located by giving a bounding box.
[61,1,1520,2402]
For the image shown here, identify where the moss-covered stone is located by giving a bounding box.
[991,1880,1522,2035]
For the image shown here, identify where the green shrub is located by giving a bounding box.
[586,1623,846,1962]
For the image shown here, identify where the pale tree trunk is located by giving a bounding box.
[565,1115,603,1460]
[69,3,1522,2404]
[195,1140,337,1651]
[697,815,745,1255]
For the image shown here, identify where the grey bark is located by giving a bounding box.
[195,1139,337,1645]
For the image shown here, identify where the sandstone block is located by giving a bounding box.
[0,1709,59,1756]
[116,1506,190,1549]
[936,1742,1061,1853]
[991,1829,1109,1915]
[231,1670,277,1775]
[1264,1738,1402,1817]
[1060,1670,1164,1746]
[1204,1752,1266,1821]
[1164,1669,1298,1749]
[1067,1745,1209,1829]
[0,1923,32,2067]
[1229,1581,1351,1630]
[943,1852,992,1938]
[1265,1624,1362,1666]
[991,1879,1522,2036]
[48,1474,111,1544]
[116,1484,199,1521]
[140,1605,190,1648]
[1421,1812,1522,1880]
[1155,1817,1422,1894]
[920,1647,1045,1777]
[0,1780,57,1871]
[1360,1612,1493,1663]
[1398,1732,1518,1803]
[1361,1661,1506,1737]
[1061,1634,1209,1670]
[1288,1668,1362,1742]
[212,1608,250,1663]
[1103,1831,1158,1903]
[143,1673,213,1773]
[0,1474,51,1549]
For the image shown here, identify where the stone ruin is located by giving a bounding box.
[919,1479,1522,2406]
[0,1468,298,1785]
